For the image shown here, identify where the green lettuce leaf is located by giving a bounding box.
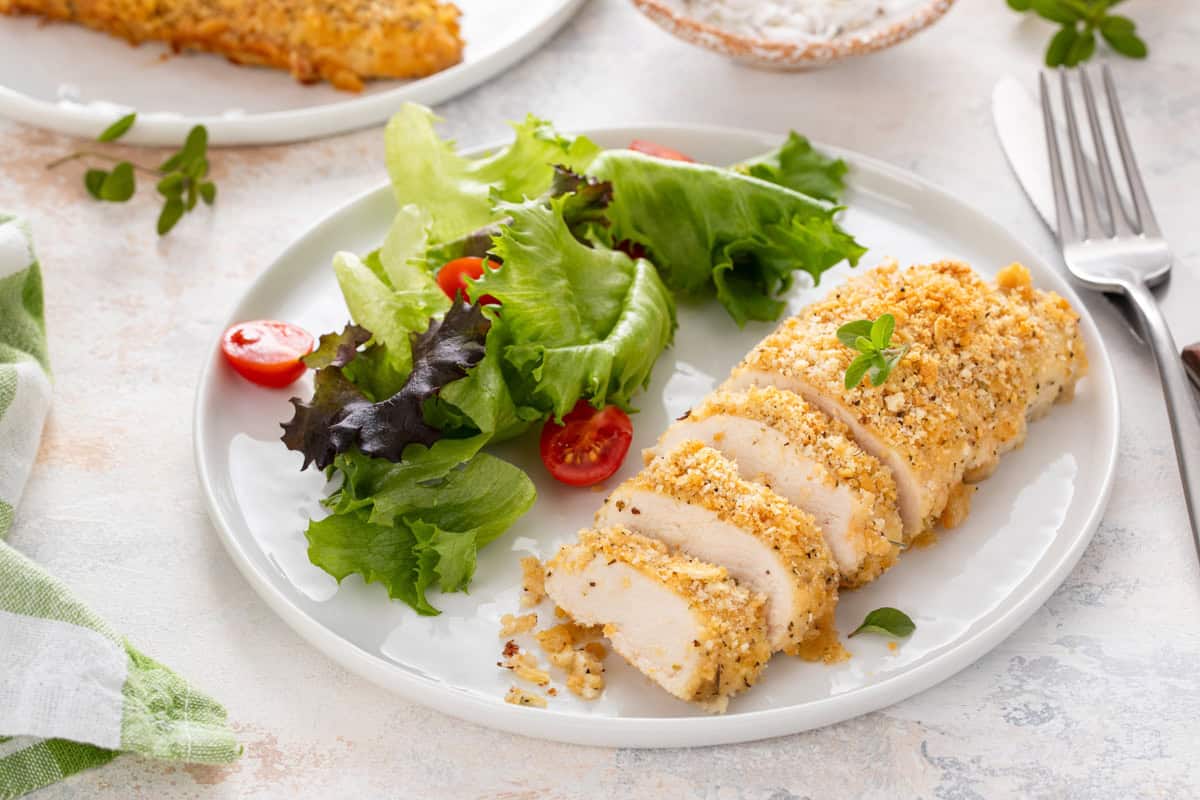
[589,149,866,325]
[385,103,600,245]
[470,197,676,419]
[308,441,536,614]
[333,249,448,378]
[734,131,848,202]
[430,321,541,442]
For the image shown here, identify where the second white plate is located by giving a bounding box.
[0,0,583,146]
[194,124,1119,748]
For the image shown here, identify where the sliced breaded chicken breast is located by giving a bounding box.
[727,260,1087,538]
[596,440,839,654]
[544,526,772,712]
[648,386,901,588]
[0,0,463,91]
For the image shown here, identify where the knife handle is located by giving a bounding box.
[1184,343,1200,392]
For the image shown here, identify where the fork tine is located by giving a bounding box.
[1102,64,1161,237]
[1059,68,1104,241]
[1079,68,1135,235]
[1040,72,1077,245]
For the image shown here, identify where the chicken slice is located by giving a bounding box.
[727,259,1087,537]
[544,526,772,712]
[649,386,901,588]
[596,440,839,654]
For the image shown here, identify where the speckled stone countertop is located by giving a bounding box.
[2,0,1199,797]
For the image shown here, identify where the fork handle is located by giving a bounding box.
[1122,278,1200,561]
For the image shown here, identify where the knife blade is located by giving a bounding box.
[991,75,1145,343]
[992,76,1058,230]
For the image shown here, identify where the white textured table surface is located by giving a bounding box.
[3,0,1200,797]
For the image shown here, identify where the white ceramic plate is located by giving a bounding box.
[0,0,583,146]
[194,125,1119,748]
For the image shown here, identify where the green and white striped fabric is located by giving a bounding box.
[0,214,239,799]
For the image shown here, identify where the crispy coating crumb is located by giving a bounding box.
[520,556,546,609]
[504,686,547,708]
[500,650,551,688]
[536,622,608,700]
[499,613,537,637]
[791,611,850,664]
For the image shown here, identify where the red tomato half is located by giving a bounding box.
[629,139,695,162]
[221,320,314,388]
[539,401,634,487]
[437,257,499,305]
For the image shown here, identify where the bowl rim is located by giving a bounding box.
[630,0,958,64]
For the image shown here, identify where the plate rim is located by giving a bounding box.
[0,0,585,147]
[193,122,1120,748]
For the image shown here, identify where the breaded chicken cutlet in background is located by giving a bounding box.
[546,260,1089,712]
[0,0,463,91]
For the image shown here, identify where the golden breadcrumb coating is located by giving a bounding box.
[546,526,772,710]
[732,259,1087,535]
[0,0,463,91]
[519,556,546,609]
[621,440,839,653]
[535,623,607,701]
[498,613,538,637]
[665,386,902,588]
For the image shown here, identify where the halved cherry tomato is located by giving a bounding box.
[539,400,634,487]
[437,257,499,305]
[629,139,695,163]
[221,320,314,388]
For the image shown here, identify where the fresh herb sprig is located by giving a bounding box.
[837,314,909,390]
[849,607,916,639]
[1006,0,1148,67]
[46,112,217,235]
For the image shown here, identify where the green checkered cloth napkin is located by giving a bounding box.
[0,214,240,799]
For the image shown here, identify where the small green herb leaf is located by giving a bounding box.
[836,319,874,349]
[84,168,108,199]
[1045,25,1078,66]
[157,197,185,235]
[156,172,184,196]
[1012,0,1147,66]
[840,314,907,389]
[1102,28,1147,58]
[849,607,916,639]
[99,162,136,202]
[198,181,216,205]
[870,313,894,349]
[1099,14,1135,35]
[1032,0,1080,23]
[844,353,874,390]
[1066,27,1096,65]
[97,112,136,142]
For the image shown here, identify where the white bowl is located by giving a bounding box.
[631,0,957,70]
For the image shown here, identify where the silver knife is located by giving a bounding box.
[991,75,1144,342]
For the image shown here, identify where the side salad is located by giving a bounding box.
[226,104,864,614]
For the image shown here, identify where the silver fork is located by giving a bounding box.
[1041,65,1200,561]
